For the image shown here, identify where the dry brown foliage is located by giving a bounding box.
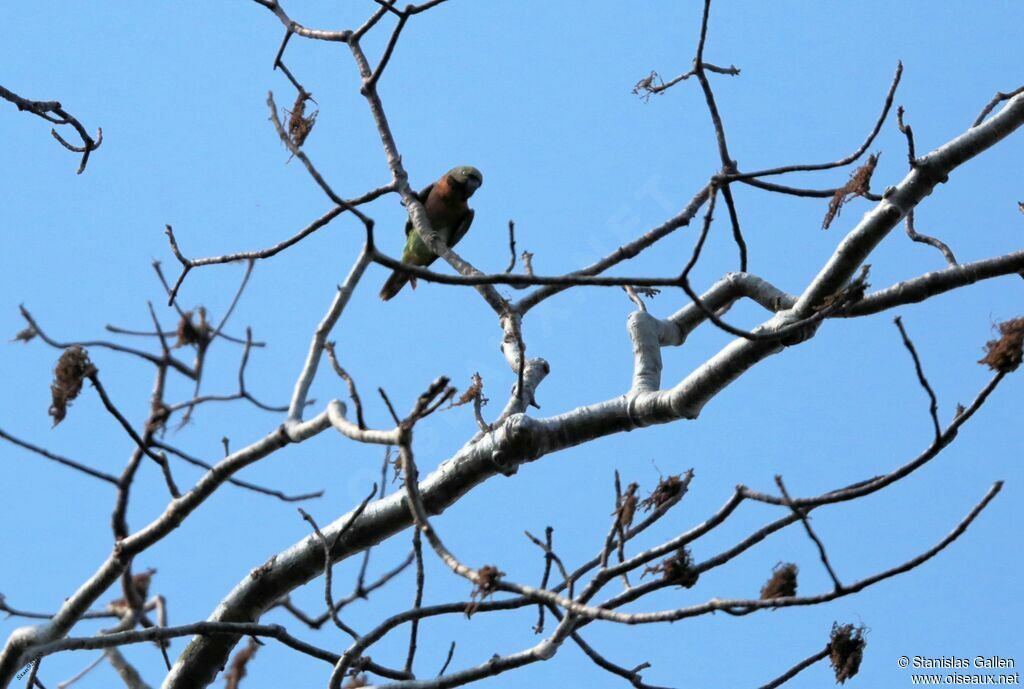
[820,265,871,311]
[823,154,879,230]
[450,372,486,408]
[639,474,685,512]
[632,70,661,99]
[613,482,640,530]
[11,326,36,343]
[49,345,95,426]
[224,638,261,689]
[978,317,1024,372]
[829,623,867,684]
[287,91,318,148]
[467,565,505,616]
[643,547,699,589]
[473,565,504,597]
[174,308,210,349]
[759,562,798,600]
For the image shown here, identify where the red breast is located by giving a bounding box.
[424,175,468,227]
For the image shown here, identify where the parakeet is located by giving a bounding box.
[379,165,484,301]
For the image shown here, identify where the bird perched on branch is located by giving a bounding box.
[379,165,484,301]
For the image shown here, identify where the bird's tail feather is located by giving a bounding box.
[379,270,409,301]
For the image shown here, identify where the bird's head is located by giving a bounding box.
[447,165,483,197]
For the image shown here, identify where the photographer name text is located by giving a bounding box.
[910,657,1015,670]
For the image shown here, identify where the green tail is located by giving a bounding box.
[379,270,410,301]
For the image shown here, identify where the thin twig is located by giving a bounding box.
[896,105,917,165]
[19,305,194,379]
[0,84,102,173]
[161,181,389,305]
[0,428,119,486]
[775,476,842,591]
[972,85,1024,127]
[298,483,378,639]
[404,529,424,675]
[104,648,153,689]
[324,342,367,429]
[56,654,104,689]
[756,646,830,689]
[504,220,517,273]
[893,317,942,441]
[729,62,902,180]
[436,641,456,677]
[87,372,180,498]
[378,388,401,425]
[153,441,323,502]
[25,656,42,689]
[274,551,414,629]
[903,209,958,265]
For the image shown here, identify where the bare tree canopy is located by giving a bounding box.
[1,3,1022,689]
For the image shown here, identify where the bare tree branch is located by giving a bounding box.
[0,84,102,173]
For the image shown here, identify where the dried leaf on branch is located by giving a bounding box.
[823,154,879,230]
[760,562,798,600]
[49,345,95,426]
[643,547,699,588]
[978,317,1024,372]
[829,623,867,684]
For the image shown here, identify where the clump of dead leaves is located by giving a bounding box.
[760,562,798,600]
[643,546,699,589]
[11,325,36,343]
[174,308,211,349]
[829,622,867,684]
[639,471,690,512]
[979,317,1024,373]
[49,346,96,426]
[449,372,487,409]
[466,565,504,616]
[287,90,318,148]
[822,154,879,230]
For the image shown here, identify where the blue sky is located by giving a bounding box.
[1,2,1022,688]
